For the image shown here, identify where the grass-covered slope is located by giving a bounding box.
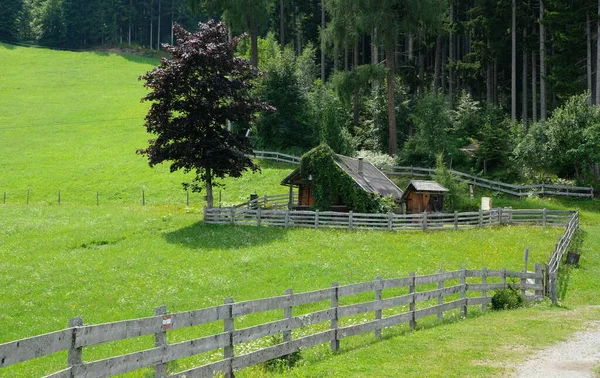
[0,43,283,206]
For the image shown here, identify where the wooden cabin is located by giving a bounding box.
[401,180,449,213]
[281,153,404,211]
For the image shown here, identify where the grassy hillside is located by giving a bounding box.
[0,43,599,377]
[0,43,283,206]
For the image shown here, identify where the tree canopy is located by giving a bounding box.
[138,21,272,207]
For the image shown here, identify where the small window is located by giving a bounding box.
[433,195,439,201]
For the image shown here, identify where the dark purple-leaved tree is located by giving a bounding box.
[139,20,272,208]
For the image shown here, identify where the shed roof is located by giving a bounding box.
[281,153,404,200]
[405,180,449,193]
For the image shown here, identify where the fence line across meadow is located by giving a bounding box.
[204,207,576,232]
[0,266,545,378]
[252,150,594,199]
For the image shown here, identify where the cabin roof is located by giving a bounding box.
[403,180,449,194]
[281,154,404,200]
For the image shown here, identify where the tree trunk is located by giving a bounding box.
[150,0,153,50]
[386,48,397,156]
[522,28,528,125]
[407,32,414,62]
[441,39,447,93]
[532,47,537,122]
[353,43,359,125]
[487,61,493,104]
[372,27,378,64]
[321,0,326,82]
[493,59,498,105]
[449,3,455,102]
[249,16,258,67]
[128,0,133,45]
[157,0,161,50]
[511,0,517,122]
[280,0,285,48]
[171,0,174,45]
[596,0,600,105]
[418,39,425,95]
[587,11,593,104]
[434,36,441,92]
[540,0,547,120]
[205,168,214,208]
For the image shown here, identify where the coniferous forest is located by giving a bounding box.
[2,0,600,187]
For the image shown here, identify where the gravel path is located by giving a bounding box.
[512,321,600,378]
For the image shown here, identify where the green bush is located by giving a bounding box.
[491,285,524,310]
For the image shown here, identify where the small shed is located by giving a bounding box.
[281,148,403,211]
[401,180,449,213]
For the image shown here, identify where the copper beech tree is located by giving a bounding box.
[139,21,272,208]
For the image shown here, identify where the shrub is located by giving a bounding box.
[491,285,524,310]
[262,335,302,372]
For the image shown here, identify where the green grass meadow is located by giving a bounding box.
[1,43,600,377]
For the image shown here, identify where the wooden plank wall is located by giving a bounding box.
[0,267,545,377]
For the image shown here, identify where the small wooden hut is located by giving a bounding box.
[281,150,403,211]
[401,180,449,213]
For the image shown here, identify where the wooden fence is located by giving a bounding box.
[0,267,545,378]
[546,211,580,303]
[252,151,594,198]
[233,193,293,210]
[204,208,576,231]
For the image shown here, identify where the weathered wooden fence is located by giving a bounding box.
[546,211,580,304]
[204,208,576,231]
[233,193,293,210]
[0,267,545,378]
[252,151,594,198]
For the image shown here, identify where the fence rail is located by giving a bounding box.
[546,211,580,303]
[233,193,293,210]
[252,150,594,198]
[205,208,575,231]
[0,266,545,377]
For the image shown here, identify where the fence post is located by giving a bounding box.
[454,211,458,231]
[478,209,483,227]
[330,282,339,352]
[223,297,235,378]
[437,269,444,322]
[422,211,427,232]
[229,207,235,225]
[374,276,383,338]
[551,271,558,304]
[315,210,319,229]
[68,317,83,378]
[502,267,507,289]
[142,190,145,206]
[154,305,168,378]
[409,272,416,330]
[387,212,393,230]
[481,267,487,312]
[534,263,543,299]
[257,207,262,226]
[460,267,467,317]
[349,211,354,230]
[498,207,503,225]
[544,263,550,297]
[58,190,61,205]
[285,210,290,228]
[283,289,293,343]
[542,208,547,226]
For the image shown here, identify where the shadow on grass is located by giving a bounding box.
[164,222,289,250]
[558,262,574,301]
